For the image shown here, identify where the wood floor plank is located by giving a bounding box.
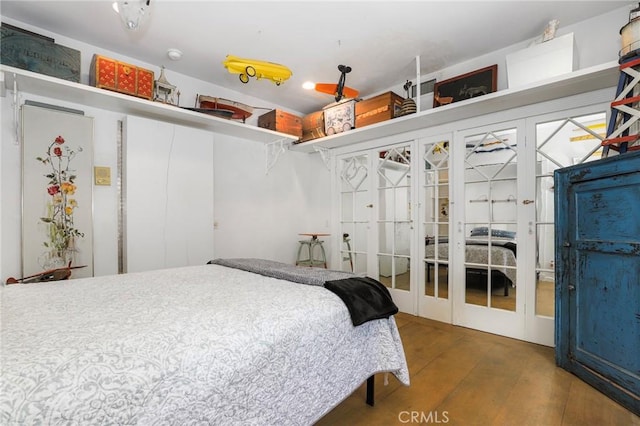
[490,345,571,425]
[315,314,640,425]
[561,376,640,426]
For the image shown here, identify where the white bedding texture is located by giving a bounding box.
[0,264,409,425]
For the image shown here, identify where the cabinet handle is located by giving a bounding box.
[366,204,373,208]
[522,199,534,205]
[568,285,576,291]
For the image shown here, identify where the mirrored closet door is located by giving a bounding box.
[525,107,608,345]
[452,121,526,340]
[337,142,417,313]
[418,135,452,323]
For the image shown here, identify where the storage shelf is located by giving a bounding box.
[290,61,619,153]
[0,65,298,144]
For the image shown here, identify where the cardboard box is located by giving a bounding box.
[0,23,80,82]
[258,109,302,139]
[506,32,577,88]
[355,91,404,128]
[300,110,326,142]
[89,54,154,100]
[323,99,356,135]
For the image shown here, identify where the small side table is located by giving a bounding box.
[296,233,330,268]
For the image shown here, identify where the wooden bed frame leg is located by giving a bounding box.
[366,375,375,406]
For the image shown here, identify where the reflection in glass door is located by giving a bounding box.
[454,122,525,340]
[463,128,518,311]
[527,111,606,345]
[338,153,370,275]
[376,145,413,298]
[419,137,451,322]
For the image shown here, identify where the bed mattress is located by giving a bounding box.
[1,264,409,425]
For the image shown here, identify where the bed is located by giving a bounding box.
[0,260,409,425]
[425,230,517,296]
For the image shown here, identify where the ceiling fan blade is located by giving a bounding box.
[315,83,359,99]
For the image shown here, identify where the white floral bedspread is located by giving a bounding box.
[0,264,409,425]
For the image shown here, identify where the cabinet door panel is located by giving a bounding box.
[124,116,214,273]
[556,152,640,416]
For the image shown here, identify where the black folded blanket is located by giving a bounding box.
[324,277,399,326]
[208,258,398,326]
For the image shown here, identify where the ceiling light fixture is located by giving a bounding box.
[167,48,183,61]
[302,81,315,90]
[112,0,151,31]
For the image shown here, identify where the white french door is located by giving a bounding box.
[418,134,453,323]
[524,106,608,346]
[333,100,609,346]
[336,141,417,313]
[451,120,527,340]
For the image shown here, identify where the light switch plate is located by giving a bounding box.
[94,166,111,186]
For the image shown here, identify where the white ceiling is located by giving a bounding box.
[0,1,630,114]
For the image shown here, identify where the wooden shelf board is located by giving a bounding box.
[291,61,619,153]
[1,65,297,144]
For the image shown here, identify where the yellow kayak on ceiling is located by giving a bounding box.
[223,55,292,86]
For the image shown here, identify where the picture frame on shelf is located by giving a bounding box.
[433,64,497,108]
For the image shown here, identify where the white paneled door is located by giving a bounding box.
[123,116,214,273]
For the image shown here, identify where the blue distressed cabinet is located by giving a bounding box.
[555,151,640,415]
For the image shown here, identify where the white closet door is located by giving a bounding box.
[124,116,214,273]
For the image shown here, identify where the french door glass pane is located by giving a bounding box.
[534,112,606,317]
[339,154,369,274]
[423,140,450,299]
[464,129,517,311]
[377,145,412,291]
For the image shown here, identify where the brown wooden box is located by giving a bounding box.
[355,91,404,128]
[258,109,303,139]
[300,110,326,142]
[89,54,154,100]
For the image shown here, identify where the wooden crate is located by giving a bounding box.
[258,109,302,139]
[355,91,404,128]
[300,111,325,142]
[89,54,154,100]
[1,23,80,82]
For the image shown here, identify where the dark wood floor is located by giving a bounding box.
[316,313,639,426]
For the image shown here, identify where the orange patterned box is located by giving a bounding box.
[89,54,154,100]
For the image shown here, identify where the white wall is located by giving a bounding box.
[0,17,330,282]
[0,6,627,281]
[383,5,629,109]
[212,136,331,263]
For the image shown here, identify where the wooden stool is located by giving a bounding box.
[296,233,329,268]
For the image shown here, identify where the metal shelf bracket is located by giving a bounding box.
[314,146,331,170]
[265,138,289,174]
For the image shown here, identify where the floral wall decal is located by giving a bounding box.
[36,135,85,269]
[22,105,94,279]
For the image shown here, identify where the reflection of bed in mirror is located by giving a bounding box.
[425,228,517,296]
